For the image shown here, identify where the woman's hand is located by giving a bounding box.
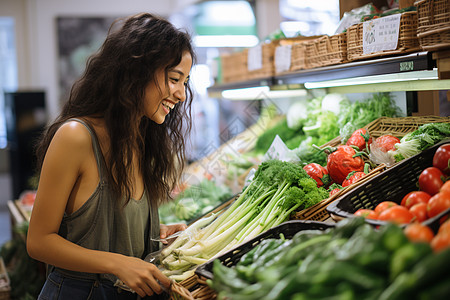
[114,255,171,298]
[159,223,187,244]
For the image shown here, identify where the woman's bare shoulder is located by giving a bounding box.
[51,120,93,151]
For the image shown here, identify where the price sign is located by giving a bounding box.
[363,14,402,54]
[248,45,262,71]
[274,45,292,74]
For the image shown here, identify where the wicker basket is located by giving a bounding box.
[247,41,278,80]
[326,139,450,227]
[415,0,450,51]
[0,258,10,300]
[220,50,248,83]
[347,11,420,62]
[304,33,348,69]
[275,36,324,74]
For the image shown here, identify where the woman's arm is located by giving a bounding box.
[26,122,170,297]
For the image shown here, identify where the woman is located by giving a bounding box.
[27,13,195,299]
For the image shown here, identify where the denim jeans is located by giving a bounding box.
[38,271,139,300]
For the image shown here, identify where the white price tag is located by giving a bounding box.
[274,45,292,74]
[248,45,262,71]
[363,14,402,54]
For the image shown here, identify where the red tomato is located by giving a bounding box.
[378,205,414,224]
[375,135,400,152]
[409,202,429,223]
[438,219,450,235]
[404,223,434,243]
[327,145,365,184]
[419,167,445,196]
[433,144,450,175]
[427,192,450,218]
[400,191,432,209]
[354,209,378,220]
[431,231,450,252]
[342,171,366,187]
[329,188,341,197]
[346,128,372,151]
[440,181,450,196]
[374,201,398,214]
[303,163,330,188]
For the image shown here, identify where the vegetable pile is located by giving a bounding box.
[159,159,329,281]
[208,217,450,300]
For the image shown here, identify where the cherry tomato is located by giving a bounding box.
[400,191,431,209]
[419,167,445,196]
[431,231,450,252]
[354,209,378,220]
[375,134,400,152]
[404,223,434,243]
[374,201,398,214]
[409,202,428,223]
[378,205,414,224]
[427,192,450,218]
[433,144,450,175]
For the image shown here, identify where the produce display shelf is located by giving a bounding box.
[208,51,435,93]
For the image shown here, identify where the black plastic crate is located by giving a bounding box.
[326,139,450,227]
[194,220,334,280]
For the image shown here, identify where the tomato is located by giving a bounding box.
[440,180,450,196]
[342,171,366,187]
[327,145,365,184]
[374,201,398,214]
[378,205,414,224]
[431,231,450,252]
[303,163,330,188]
[409,202,429,223]
[427,192,450,218]
[404,223,434,243]
[400,191,432,209]
[438,219,450,235]
[418,167,445,196]
[375,134,400,152]
[329,188,341,197]
[354,209,378,219]
[433,143,450,175]
[346,128,372,151]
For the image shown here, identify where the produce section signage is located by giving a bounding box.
[363,14,401,54]
[248,45,262,71]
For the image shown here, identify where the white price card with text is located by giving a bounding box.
[274,45,292,74]
[248,45,262,71]
[363,14,401,54]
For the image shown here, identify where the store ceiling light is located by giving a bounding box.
[304,70,439,89]
[221,86,307,100]
[193,35,259,48]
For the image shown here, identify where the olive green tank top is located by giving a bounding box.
[51,118,160,281]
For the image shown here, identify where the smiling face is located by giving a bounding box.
[143,51,193,124]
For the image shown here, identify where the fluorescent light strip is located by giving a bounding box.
[304,70,439,89]
[221,86,307,100]
[194,35,259,48]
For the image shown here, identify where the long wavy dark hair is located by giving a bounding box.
[36,13,196,206]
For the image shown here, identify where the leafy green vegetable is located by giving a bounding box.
[159,179,232,224]
[390,122,450,162]
[159,159,329,281]
[338,93,403,142]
